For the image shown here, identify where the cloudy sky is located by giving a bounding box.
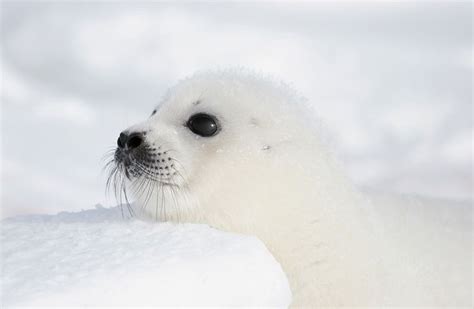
[1,1,472,218]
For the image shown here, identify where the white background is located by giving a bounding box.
[1,1,472,217]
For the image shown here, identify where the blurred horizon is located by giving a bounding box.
[1,1,472,218]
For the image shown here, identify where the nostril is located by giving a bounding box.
[127,133,143,149]
[117,132,128,148]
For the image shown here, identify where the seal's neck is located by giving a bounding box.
[261,191,380,306]
[191,149,382,305]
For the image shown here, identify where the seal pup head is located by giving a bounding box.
[107,71,350,227]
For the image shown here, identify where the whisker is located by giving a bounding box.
[102,144,189,222]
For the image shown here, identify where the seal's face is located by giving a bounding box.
[106,73,308,220]
[106,76,251,219]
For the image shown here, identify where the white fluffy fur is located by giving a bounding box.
[123,71,472,306]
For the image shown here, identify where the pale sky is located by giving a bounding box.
[1,1,472,217]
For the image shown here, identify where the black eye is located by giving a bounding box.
[151,109,157,116]
[187,113,219,137]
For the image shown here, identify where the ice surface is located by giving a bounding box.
[1,206,291,307]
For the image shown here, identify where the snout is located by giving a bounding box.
[113,129,178,183]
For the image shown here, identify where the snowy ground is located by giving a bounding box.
[1,206,291,307]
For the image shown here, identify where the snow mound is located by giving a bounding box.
[1,206,291,307]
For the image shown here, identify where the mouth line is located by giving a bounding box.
[116,160,179,187]
[129,174,180,188]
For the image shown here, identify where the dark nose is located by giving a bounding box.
[117,132,144,150]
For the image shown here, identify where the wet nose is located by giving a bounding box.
[117,132,144,150]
